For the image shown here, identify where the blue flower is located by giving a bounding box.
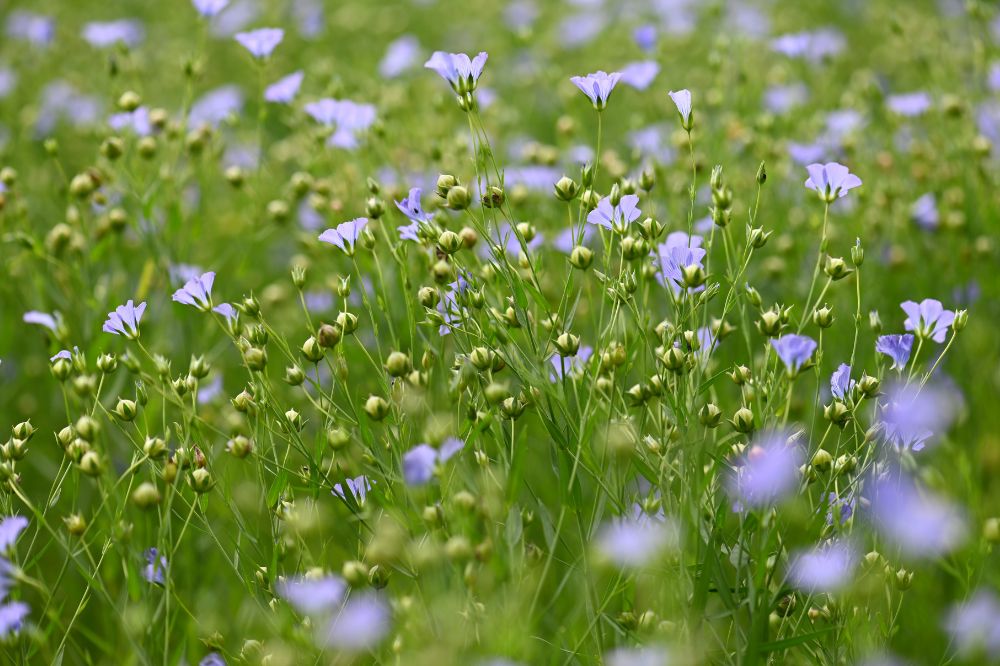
[886,92,932,117]
[668,89,693,130]
[189,85,244,128]
[332,475,374,505]
[771,334,817,374]
[0,601,29,639]
[395,187,432,225]
[804,162,862,202]
[633,25,657,51]
[319,218,368,255]
[143,548,167,585]
[172,271,215,311]
[379,36,420,79]
[192,0,229,17]
[586,194,640,232]
[81,20,145,48]
[0,516,27,552]
[320,592,391,651]
[212,303,238,321]
[619,61,659,91]
[876,334,914,370]
[264,71,303,104]
[911,193,939,231]
[276,574,347,615]
[787,541,856,593]
[729,432,802,511]
[870,473,966,558]
[402,437,464,486]
[830,363,855,400]
[23,311,57,332]
[901,298,955,343]
[235,28,284,59]
[656,232,707,295]
[424,51,488,94]
[103,300,146,339]
[570,71,622,110]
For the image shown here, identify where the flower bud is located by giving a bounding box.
[554,332,580,357]
[385,351,411,377]
[438,230,462,255]
[284,365,305,386]
[326,427,351,450]
[756,310,783,337]
[730,365,751,385]
[226,435,252,459]
[417,287,438,309]
[869,310,882,334]
[12,421,35,442]
[436,174,458,198]
[857,374,879,399]
[78,450,103,476]
[51,355,73,381]
[824,256,852,281]
[64,514,87,536]
[75,416,100,442]
[459,226,478,248]
[681,264,707,289]
[699,403,722,428]
[756,162,767,185]
[365,197,385,219]
[365,395,390,421]
[745,285,762,308]
[113,398,138,422]
[232,390,255,413]
[554,176,579,202]
[132,482,161,509]
[446,185,471,210]
[660,346,686,373]
[640,167,655,192]
[336,312,359,334]
[813,304,834,328]
[189,467,215,494]
[301,336,325,362]
[823,401,851,428]
[811,449,833,472]
[747,226,771,249]
[731,407,755,433]
[569,246,593,270]
[953,309,968,331]
[983,517,1000,543]
[144,436,167,459]
[243,347,267,371]
[851,239,864,266]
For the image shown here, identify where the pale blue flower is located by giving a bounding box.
[265,71,303,104]
[771,335,817,374]
[103,300,146,338]
[570,71,622,110]
[319,218,367,254]
[235,28,283,58]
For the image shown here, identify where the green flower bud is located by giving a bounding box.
[730,365,752,385]
[78,450,103,476]
[12,421,35,442]
[953,309,968,331]
[660,346,686,373]
[225,165,245,188]
[243,347,267,371]
[326,427,351,450]
[469,347,493,371]
[983,517,1000,543]
[226,435,252,459]
[189,467,214,494]
[811,449,833,472]
[189,355,210,379]
[301,336,324,363]
[284,408,303,432]
[113,398,138,422]
[554,176,580,201]
[336,312,359,334]
[569,246,593,270]
[813,304,834,328]
[851,239,864,266]
[284,365,305,386]
[132,481,161,509]
[554,332,580,356]
[385,351,411,377]
[445,536,473,562]
[117,91,141,111]
[232,390,255,413]
[756,310,783,337]
[824,256,853,281]
[435,174,458,199]
[699,403,722,427]
[64,513,87,536]
[364,395,390,421]
[484,383,510,405]
[731,407,755,433]
[101,136,124,160]
[857,374,880,399]
[438,230,463,255]
[446,185,471,210]
[869,310,882,334]
[342,560,369,586]
[640,166,656,192]
[756,162,767,185]
[747,226,771,249]
[75,416,100,442]
[144,436,167,459]
[823,401,851,428]
[365,196,385,219]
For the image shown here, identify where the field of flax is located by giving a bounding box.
[1,0,999,664]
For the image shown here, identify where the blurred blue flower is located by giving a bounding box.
[320,592,391,650]
[276,574,347,615]
[82,20,145,48]
[402,437,464,486]
[332,475,374,505]
[23,311,57,332]
[771,334,817,374]
[869,472,966,558]
[0,516,27,552]
[787,540,857,592]
[771,28,845,62]
[192,0,229,17]
[189,85,244,128]
[549,346,594,382]
[265,71,303,104]
[944,590,1000,659]
[143,548,167,585]
[620,61,659,91]
[910,193,939,230]
[103,300,147,339]
[570,71,622,110]
[605,645,672,666]
[886,92,932,117]
[6,11,55,47]
[763,83,808,115]
[379,36,420,79]
[728,431,802,510]
[901,298,954,343]
[633,25,658,52]
[0,601,29,639]
[235,27,284,58]
[875,334,914,370]
[595,514,677,568]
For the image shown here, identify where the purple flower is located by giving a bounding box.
[549,346,594,382]
[402,437,464,486]
[319,218,368,255]
[332,475,374,505]
[276,575,347,615]
[886,92,932,117]
[379,36,420,79]
[172,271,215,311]
[878,381,960,453]
[945,591,1000,659]
[304,99,377,148]
[764,83,808,115]
[82,20,145,48]
[6,11,55,47]
[804,162,862,202]
[830,363,855,400]
[50,350,73,362]
[109,107,152,136]
[668,89,692,129]
[424,51,488,94]
[23,311,57,332]
[787,541,857,592]
[320,592,391,651]
[595,515,677,568]
[189,85,244,128]
[771,335,817,374]
[771,29,845,62]
[570,71,622,110]
[0,601,29,638]
[103,300,146,339]
[870,473,966,558]
[586,194,640,232]
[728,432,803,510]
[264,71,303,104]
[633,25,657,52]
[901,299,954,343]
[619,61,659,91]
[199,654,226,666]
[395,187,432,224]
[656,232,707,295]
[235,28,284,59]
[212,303,237,321]
[911,193,938,231]
[875,334,914,370]
[606,646,672,666]
[143,548,167,585]
[193,0,229,17]
[0,516,28,552]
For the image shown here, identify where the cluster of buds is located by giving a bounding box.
[709,166,733,228]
